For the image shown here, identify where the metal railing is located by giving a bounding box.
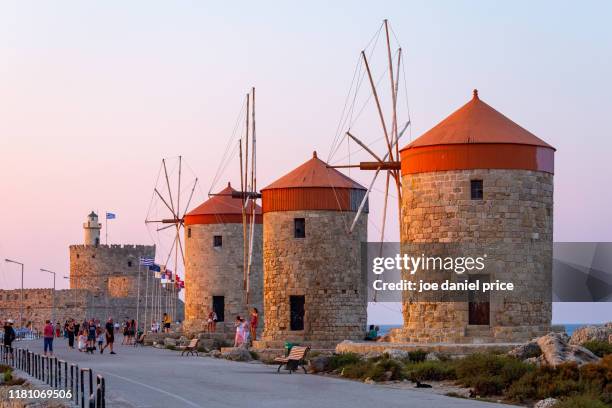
[1,344,105,408]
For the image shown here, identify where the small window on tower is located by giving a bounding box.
[127,261,133,267]
[471,180,483,200]
[213,235,222,248]
[187,228,192,238]
[294,218,306,238]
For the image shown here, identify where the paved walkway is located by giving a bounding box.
[15,337,513,408]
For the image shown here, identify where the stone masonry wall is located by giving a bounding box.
[262,210,368,343]
[395,169,553,343]
[183,223,263,333]
[0,289,89,331]
[69,244,183,326]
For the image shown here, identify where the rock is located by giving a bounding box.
[221,347,252,362]
[383,349,410,360]
[197,339,216,350]
[534,397,558,408]
[569,323,612,345]
[508,341,542,360]
[383,370,393,381]
[377,334,391,342]
[425,352,440,361]
[536,332,600,367]
[164,337,177,347]
[209,350,221,358]
[364,377,375,384]
[307,356,331,373]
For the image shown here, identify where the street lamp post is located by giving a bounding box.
[5,259,24,327]
[40,269,57,322]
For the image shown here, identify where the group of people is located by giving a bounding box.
[43,317,117,356]
[233,308,258,347]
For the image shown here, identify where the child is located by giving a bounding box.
[96,327,104,352]
[234,316,243,347]
[77,329,87,352]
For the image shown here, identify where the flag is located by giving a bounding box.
[149,264,161,272]
[139,257,154,266]
[106,212,116,220]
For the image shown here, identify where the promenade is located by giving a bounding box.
[18,337,513,408]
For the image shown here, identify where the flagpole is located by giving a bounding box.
[144,267,149,333]
[136,261,141,332]
[105,211,108,245]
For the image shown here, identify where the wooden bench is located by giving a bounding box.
[274,346,310,373]
[177,338,199,356]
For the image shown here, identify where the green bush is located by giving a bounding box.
[556,395,610,408]
[582,341,612,357]
[197,346,208,353]
[404,360,456,381]
[471,375,505,397]
[165,345,176,350]
[329,353,362,370]
[454,353,532,392]
[340,357,405,382]
[3,368,13,382]
[408,350,427,363]
[249,351,260,360]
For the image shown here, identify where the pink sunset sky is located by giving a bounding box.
[0,1,610,323]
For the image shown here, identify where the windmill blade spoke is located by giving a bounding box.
[157,224,175,232]
[181,178,198,218]
[175,224,186,267]
[154,188,176,217]
[163,235,177,267]
[162,158,176,216]
[346,131,384,163]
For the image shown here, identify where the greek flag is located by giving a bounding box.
[149,264,161,272]
[106,212,116,219]
[139,257,154,266]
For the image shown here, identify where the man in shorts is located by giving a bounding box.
[101,317,116,355]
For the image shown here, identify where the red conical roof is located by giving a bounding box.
[184,183,261,225]
[402,90,554,150]
[399,90,555,175]
[262,151,365,191]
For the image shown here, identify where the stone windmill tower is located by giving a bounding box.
[258,152,368,348]
[183,182,263,333]
[394,90,555,343]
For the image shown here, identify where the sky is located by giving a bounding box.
[0,1,610,324]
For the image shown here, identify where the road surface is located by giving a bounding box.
[14,337,513,408]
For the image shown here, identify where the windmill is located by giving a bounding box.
[327,20,410,307]
[145,156,199,321]
[209,87,260,307]
[328,19,410,242]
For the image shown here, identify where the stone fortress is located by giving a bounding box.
[1,212,183,330]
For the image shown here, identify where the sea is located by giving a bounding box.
[376,323,593,337]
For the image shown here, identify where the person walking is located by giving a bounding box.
[43,320,54,356]
[250,308,259,341]
[67,319,75,349]
[3,320,16,358]
[101,318,116,355]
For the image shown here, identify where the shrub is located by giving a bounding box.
[197,346,208,353]
[165,345,176,350]
[404,360,456,381]
[556,395,609,408]
[408,349,427,363]
[471,375,505,397]
[3,368,13,382]
[249,351,259,360]
[340,362,369,379]
[582,340,612,357]
[328,353,362,371]
[454,353,532,391]
[340,357,405,382]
